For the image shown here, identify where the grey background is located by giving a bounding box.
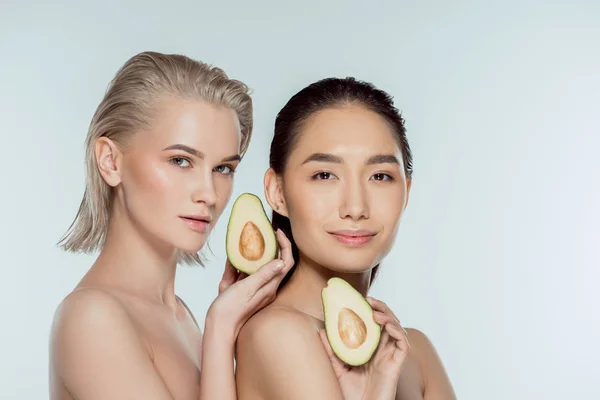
[1,0,598,398]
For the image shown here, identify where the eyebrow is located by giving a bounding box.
[164,144,205,159]
[365,154,400,165]
[301,153,343,165]
[222,154,241,163]
[301,152,399,165]
[164,144,241,163]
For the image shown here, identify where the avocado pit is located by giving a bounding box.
[338,307,367,349]
[239,221,265,261]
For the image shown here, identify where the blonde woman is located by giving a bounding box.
[49,51,295,400]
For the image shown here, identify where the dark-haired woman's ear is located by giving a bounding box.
[95,137,122,187]
[263,168,288,216]
[404,178,412,210]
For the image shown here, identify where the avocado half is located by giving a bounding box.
[321,277,381,366]
[225,193,278,275]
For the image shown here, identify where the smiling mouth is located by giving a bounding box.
[328,230,377,247]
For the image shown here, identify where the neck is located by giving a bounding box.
[81,200,179,309]
[278,253,372,321]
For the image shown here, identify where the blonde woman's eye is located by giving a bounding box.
[170,157,191,168]
[215,164,234,175]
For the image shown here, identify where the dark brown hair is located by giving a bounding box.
[269,77,413,287]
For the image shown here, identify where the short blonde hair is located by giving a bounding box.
[58,51,253,265]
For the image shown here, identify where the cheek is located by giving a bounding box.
[286,183,334,233]
[123,156,177,206]
[374,187,406,227]
[213,175,234,210]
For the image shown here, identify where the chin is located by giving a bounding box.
[313,252,380,275]
[164,230,208,255]
[175,238,207,254]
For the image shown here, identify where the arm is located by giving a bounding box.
[199,229,296,400]
[198,314,237,400]
[235,308,345,400]
[50,289,174,400]
[407,329,456,400]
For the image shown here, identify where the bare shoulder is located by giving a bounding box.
[49,288,174,399]
[236,305,320,364]
[405,327,435,353]
[51,287,140,342]
[405,328,457,400]
[239,304,318,344]
[50,287,149,366]
[236,305,343,400]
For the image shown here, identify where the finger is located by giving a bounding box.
[222,259,238,282]
[239,229,297,310]
[370,328,391,364]
[318,329,348,376]
[245,230,295,303]
[367,297,399,322]
[218,260,239,294]
[385,323,410,353]
[236,271,249,283]
[385,323,405,342]
[275,229,294,273]
[373,311,400,328]
[240,258,285,295]
[378,326,391,349]
[389,330,410,365]
[374,311,408,341]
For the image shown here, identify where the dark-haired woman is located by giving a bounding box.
[235,77,456,400]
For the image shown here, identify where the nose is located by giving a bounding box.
[191,169,218,207]
[339,179,369,220]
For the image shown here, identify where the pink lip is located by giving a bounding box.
[180,215,211,233]
[329,230,377,247]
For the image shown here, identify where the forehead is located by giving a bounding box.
[291,104,401,159]
[143,96,241,152]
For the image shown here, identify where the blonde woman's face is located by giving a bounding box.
[119,97,242,254]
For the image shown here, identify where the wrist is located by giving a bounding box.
[204,309,236,344]
[364,375,397,400]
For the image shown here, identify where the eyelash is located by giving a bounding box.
[312,171,335,180]
[169,157,236,176]
[214,164,236,176]
[311,171,395,182]
[169,156,192,169]
[371,173,395,182]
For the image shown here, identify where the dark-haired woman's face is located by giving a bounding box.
[279,104,411,273]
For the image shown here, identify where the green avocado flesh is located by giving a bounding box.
[321,277,381,366]
[225,193,278,275]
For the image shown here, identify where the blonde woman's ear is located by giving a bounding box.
[95,137,122,187]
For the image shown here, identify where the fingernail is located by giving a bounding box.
[273,259,285,271]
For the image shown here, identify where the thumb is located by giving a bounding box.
[318,329,348,377]
[218,259,238,294]
[241,258,285,294]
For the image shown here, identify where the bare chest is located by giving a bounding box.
[130,301,204,400]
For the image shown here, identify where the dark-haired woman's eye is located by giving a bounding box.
[313,171,334,180]
[371,173,393,181]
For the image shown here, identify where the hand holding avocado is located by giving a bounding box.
[319,278,409,399]
[207,227,294,342]
[225,193,279,274]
